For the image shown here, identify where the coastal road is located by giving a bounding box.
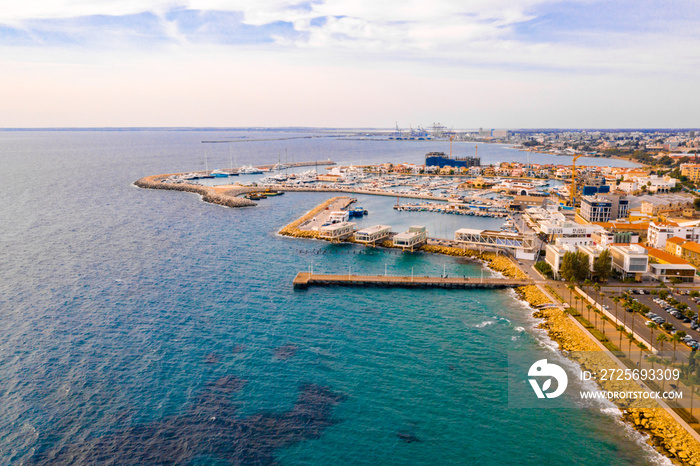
[510,257,700,418]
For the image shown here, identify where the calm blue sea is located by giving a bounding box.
[0,130,663,465]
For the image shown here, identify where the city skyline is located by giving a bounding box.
[1,0,699,128]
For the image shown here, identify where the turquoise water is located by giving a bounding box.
[0,130,661,464]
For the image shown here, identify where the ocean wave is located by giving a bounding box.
[474,320,494,328]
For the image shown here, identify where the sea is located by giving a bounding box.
[0,129,668,465]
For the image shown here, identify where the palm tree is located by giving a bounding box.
[600,315,609,341]
[648,322,657,361]
[657,333,669,367]
[627,332,635,359]
[567,284,575,308]
[584,278,592,295]
[638,341,646,366]
[617,324,625,350]
[586,304,594,329]
[671,332,684,363]
[629,303,639,353]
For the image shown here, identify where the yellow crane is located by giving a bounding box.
[570,154,583,206]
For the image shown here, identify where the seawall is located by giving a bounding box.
[134,174,259,208]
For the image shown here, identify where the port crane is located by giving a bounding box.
[570,154,584,206]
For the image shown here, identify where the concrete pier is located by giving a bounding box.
[292,272,532,289]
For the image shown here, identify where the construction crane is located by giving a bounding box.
[570,154,584,207]
[449,135,454,158]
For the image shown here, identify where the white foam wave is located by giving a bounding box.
[474,320,494,328]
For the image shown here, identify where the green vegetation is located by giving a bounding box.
[560,251,589,283]
[593,249,612,282]
[534,261,554,278]
[545,285,565,303]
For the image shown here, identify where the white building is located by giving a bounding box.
[544,242,578,279]
[610,244,648,281]
[539,216,604,239]
[618,175,677,194]
[649,263,696,283]
[393,226,427,250]
[578,244,604,274]
[319,222,356,241]
[354,225,392,244]
[647,220,700,249]
[328,211,350,223]
[595,231,640,246]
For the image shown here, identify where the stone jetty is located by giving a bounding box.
[292,272,532,289]
[134,174,261,208]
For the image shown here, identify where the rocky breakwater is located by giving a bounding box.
[279,197,350,240]
[532,302,700,463]
[134,175,259,208]
[418,245,528,279]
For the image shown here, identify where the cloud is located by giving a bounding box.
[1,0,699,128]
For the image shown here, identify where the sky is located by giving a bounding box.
[0,0,699,128]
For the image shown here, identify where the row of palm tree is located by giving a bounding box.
[561,279,700,420]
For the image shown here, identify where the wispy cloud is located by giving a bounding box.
[1,0,698,75]
[1,1,699,127]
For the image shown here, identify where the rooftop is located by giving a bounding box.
[666,237,687,245]
[646,247,689,265]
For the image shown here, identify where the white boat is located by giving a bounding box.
[239,165,263,175]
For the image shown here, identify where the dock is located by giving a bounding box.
[292,272,532,289]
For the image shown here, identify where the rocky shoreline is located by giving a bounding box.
[134,175,260,208]
[147,184,700,463]
[417,244,700,464]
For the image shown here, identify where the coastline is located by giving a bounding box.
[389,241,700,464]
[134,174,260,208]
[138,174,700,463]
[507,144,642,166]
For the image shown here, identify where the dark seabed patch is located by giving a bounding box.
[397,432,421,443]
[29,378,345,465]
[205,353,220,364]
[274,344,298,360]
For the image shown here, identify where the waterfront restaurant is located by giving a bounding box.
[354,225,392,245]
[319,222,356,242]
[392,226,428,251]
